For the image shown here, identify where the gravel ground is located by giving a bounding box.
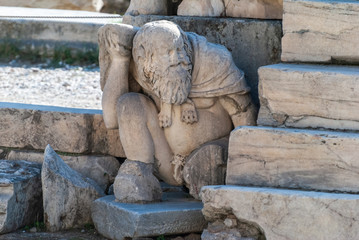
[0,62,102,110]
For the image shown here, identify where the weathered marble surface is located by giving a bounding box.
[177,0,225,17]
[0,103,125,157]
[0,160,42,234]
[125,0,167,16]
[183,138,228,200]
[42,145,104,232]
[0,0,96,11]
[258,63,359,131]
[123,15,282,105]
[92,195,206,240]
[225,0,283,19]
[201,186,359,240]
[6,149,120,191]
[281,0,359,64]
[227,126,359,193]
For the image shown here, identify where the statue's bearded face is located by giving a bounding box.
[133,21,193,105]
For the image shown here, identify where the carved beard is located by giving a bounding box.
[149,62,192,105]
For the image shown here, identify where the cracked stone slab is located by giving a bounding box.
[0,160,42,234]
[258,63,359,131]
[92,195,206,240]
[226,126,359,193]
[201,185,359,240]
[7,149,120,191]
[281,0,359,63]
[0,103,125,157]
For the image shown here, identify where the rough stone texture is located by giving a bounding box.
[201,186,359,240]
[91,114,125,157]
[281,0,359,64]
[183,138,228,200]
[0,103,125,157]
[258,64,359,131]
[113,160,162,203]
[177,0,225,17]
[6,149,120,191]
[42,145,105,232]
[94,0,130,14]
[125,0,167,16]
[0,7,120,58]
[123,15,282,105]
[92,195,206,240]
[227,126,359,193]
[224,0,283,19]
[0,160,42,234]
[0,106,92,153]
[0,0,96,11]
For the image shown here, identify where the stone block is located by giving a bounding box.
[0,0,96,11]
[227,126,359,193]
[91,114,125,157]
[258,64,359,131]
[225,0,283,19]
[0,160,42,234]
[42,145,104,232]
[92,195,206,240]
[0,103,93,153]
[0,103,125,157]
[123,15,282,104]
[177,0,225,17]
[281,0,359,64]
[201,186,359,240]
[7,149,120,191]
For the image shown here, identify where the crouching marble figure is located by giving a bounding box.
[98,20,257,203]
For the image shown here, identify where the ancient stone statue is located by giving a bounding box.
[98,20,257,203]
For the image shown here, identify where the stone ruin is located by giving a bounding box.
[1,0,359,240]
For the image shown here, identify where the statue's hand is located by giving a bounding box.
[158,102,172,128]
[106,32,132,59]
[181,99,198,124]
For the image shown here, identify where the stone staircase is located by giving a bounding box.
[202,0,359,239]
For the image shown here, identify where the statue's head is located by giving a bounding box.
[133,20,193,104]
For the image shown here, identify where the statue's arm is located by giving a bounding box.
[98,24,139,129]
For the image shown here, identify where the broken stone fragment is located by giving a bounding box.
[42,145,105,232]
[0,160,42,234]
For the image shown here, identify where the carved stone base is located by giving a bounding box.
[92,195,206,240]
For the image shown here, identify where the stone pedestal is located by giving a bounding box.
[201,186,359,240]
[92,195,206,240]
[0,160,42,234]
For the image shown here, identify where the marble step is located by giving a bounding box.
[0,160,42,234]
[226,126,359,193]
[281,0,359,64]
[92,195,206,240]
[258,63,359,131]
[201,185,359,240]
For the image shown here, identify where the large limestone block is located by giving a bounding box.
[227,126,359,193]
[177,0,225,17]
[0,160,42,234]
[258,64,359,131]
[281,0,359,63]
[0,103,125,157]
[7,150,120,191]
[225,0,283,19]
[0,105,92,153]
[201,186,359,240]
[42,145,104,232]
[0,0,96,11]
[92,195,206,240]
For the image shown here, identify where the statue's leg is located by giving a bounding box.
[219,93,258,127]
[113,93,178,203]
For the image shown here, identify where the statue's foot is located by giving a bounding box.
[113,160,162,203]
